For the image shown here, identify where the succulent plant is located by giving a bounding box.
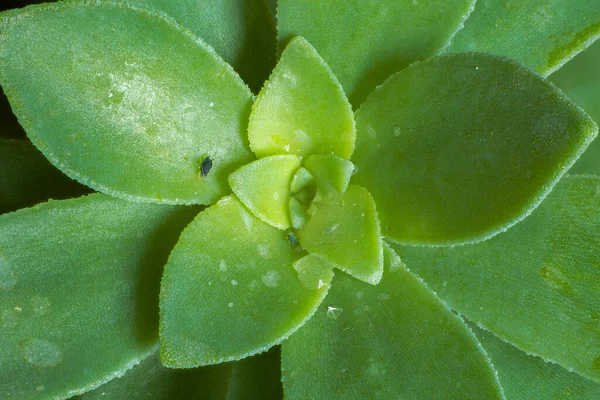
[1,1,600,399]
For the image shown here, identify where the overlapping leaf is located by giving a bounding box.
[552,39,600,175]
[277,0,476,105]
[445,0,600,76]
[281,248,504,400]
[395,175,600,383]
[160,196,329,368]
[353,53,597,245]
[0,2,254,205]
[0,194,197,399]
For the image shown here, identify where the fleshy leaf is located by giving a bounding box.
[292,254,334,291]
[290,167,314,194]
[77,347,284,400]
[551,39,600,175]
[0,139,90,214]
[297,185,383,285]
[248,36,355,159]
[281,255,504,399]
[303,154,354,200]
[159,196,329,368]
[124,0,276,92]
[76,351,233,400]
[470,323,600,400]
[353,53,597,245]
[289,197,309,230]
[277,0,476,106]
[444,0,600,76]
[0,194,197,400]
[229,155,301,229]
[394,175,600,382]
[0,2,254,205]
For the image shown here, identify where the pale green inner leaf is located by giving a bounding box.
[281,256,504,399]
[159,196,329,368]
[0,2,254,205]
[353,53,597,245]
[470,323,600,400]
[551,39,600,175]
[395,175,600,383]
[229,155,301,230]
[0,194,197,400]
[444,0,600,76]
[303,154,354,201]
[248,36,355,159]
[290,167,314,194]
[297,185,383,285]
[277,0,476,106]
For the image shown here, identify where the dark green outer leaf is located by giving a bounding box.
[282,264,505,399]
[444,0,600,76]
[470,323,600,400]
[226,346,284,400]
[551,39,600,175]
[353,53,597,245]
[277,0,476,106]
[394,175,600,383]
[0,194,198,399]
[123,0,276,93]
[0,139,90,214]
[0,1,254,205]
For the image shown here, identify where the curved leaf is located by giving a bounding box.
[445,0,600,76]
[551,39,600,175]
[353,53,597,245]
[248,36,355,159]
[76,351,233,400]
[297,185,383,285]
[124,0,276,93]
[395,175,600,383]
[277,0,476,106]
[0,2,254,205]
[0,194,197,400]
[0,139,90,214]
[281,252,504,400]
[229,155,301,230]
[303,154,354,200]
[159,196,329,368]
[470,323,600,400]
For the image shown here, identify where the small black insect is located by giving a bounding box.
[200,156,213,177]
[287,232,299,246]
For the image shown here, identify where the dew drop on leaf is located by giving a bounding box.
[261,270,280,287]
[326,306,343,320]
[20,338,63,367]
[30,295,51,316]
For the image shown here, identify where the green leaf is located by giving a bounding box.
[353,53,597,245]
[122,0,276,93]
[297,185,383,285]
[551,39,600,175]
[281,253,504,399]
[0,139,90,214]
[229,155,301,230]
[444,0,600,76]
[303,154,354,200]
[0,194,197,400]
[470,323,600,400]
[290,167,314,194]
[292,254,334,291]
[248,36,355,159]
[76,351,233,400]
[0,2,254,205]
[394,175,600,383]
[277,0,476,106]
[159,196,329,368]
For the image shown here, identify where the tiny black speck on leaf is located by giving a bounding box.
[201,156,213,177]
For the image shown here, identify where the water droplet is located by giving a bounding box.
[14,306,22,312]
[37,385,45,392]
[367,125,377,140]
[31,295,51,316]
[262,270,280,287]
[21,338,63,367]
[393,127,401,137]
[0,254,17,290]
[327,306,343,320]
[257,244,272,259]
[231,279,238,286]
[219,260,227,272]
[273,192,280,201]
[442,281,448,287]
[228,302,234,308]
[209,102,214,108]
[293,255,333,290]
[2,309,18,328]
[239,208,253,232]
[284,144,291,152]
